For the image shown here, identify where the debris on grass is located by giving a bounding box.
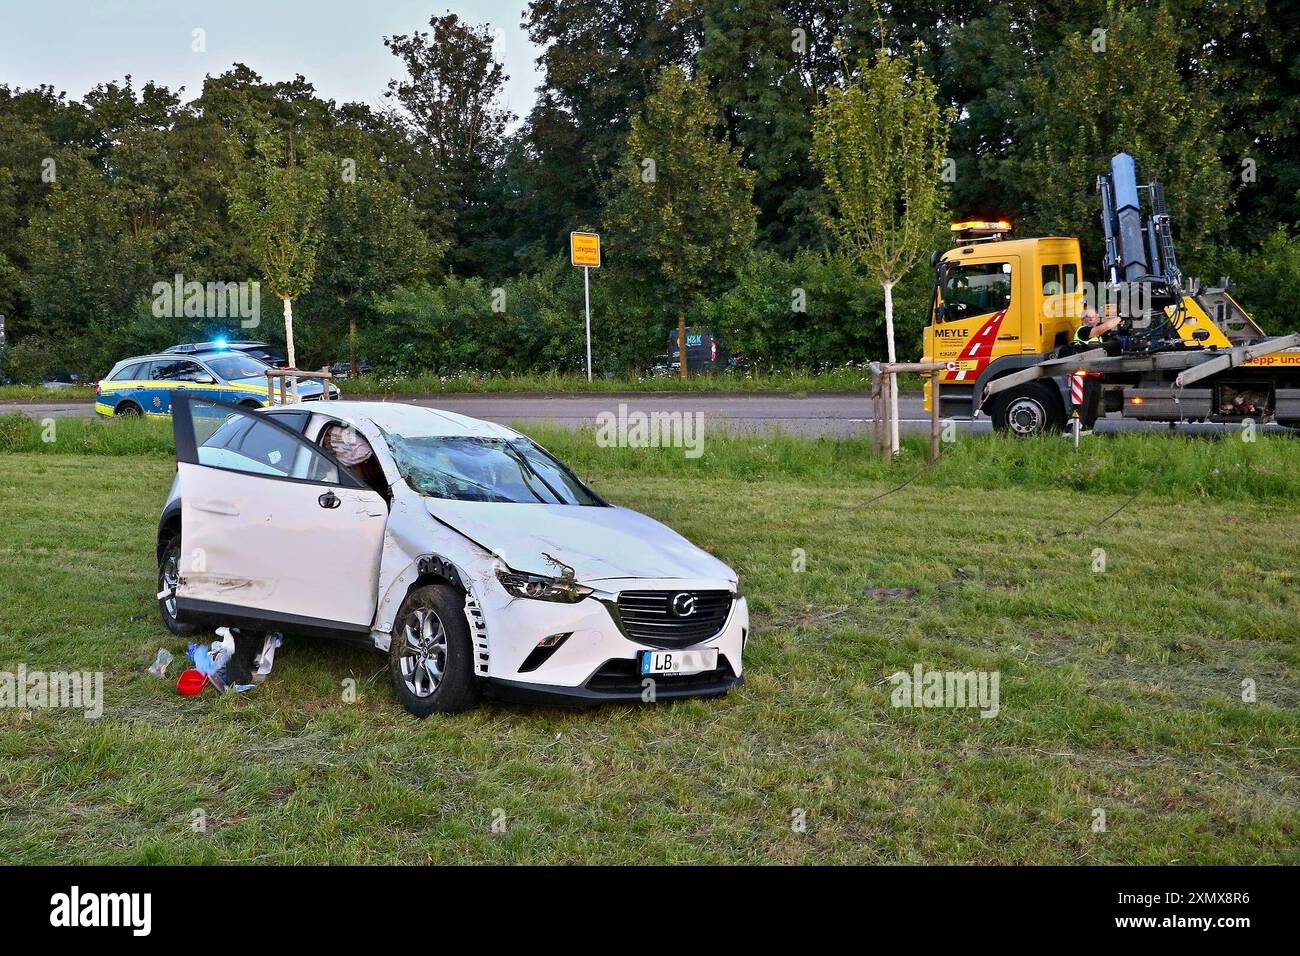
[146,648,173,678]
[865,587,918,600]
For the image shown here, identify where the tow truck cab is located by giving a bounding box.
[922,230,1084,422]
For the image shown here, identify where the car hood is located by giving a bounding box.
[421,499,735,583]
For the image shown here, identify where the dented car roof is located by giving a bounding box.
[310,401,521,440]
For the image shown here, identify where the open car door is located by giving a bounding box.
[171,395,388,638]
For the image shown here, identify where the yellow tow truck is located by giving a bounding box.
[921,155,1300,435]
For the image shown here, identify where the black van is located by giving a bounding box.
[658,328,742,375]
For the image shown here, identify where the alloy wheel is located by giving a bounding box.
[161,550,180,619]
[400,606,448,698]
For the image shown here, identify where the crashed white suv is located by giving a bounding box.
[156,397,747,715]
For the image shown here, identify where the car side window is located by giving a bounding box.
[154,359,206,382]
[111,362,147,381]
[186,399,340,483]
[261,410,310,434]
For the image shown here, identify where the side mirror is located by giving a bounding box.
[195,374,215,384]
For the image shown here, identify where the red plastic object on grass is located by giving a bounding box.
[177,668,208,696]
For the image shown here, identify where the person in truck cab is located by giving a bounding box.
[1072,307,1123,347]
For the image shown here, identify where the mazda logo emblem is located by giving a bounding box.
[671,592,696,617]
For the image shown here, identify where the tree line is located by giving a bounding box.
[1,0,1297,382]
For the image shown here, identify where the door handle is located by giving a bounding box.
[318,491,341,509]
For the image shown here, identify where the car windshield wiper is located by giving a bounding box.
[499,440,564,503]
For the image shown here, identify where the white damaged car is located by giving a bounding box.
[156,397,747,715]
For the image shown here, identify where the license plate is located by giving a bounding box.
[639,648,718,676]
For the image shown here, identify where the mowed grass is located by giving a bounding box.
[5,411,1300,503]
[0,366,898,405]
[0,423,1298,863]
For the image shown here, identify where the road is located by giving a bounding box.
[2,392,1284,437]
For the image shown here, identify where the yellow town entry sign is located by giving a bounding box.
[570,232,601,380]
[570,231,601,268]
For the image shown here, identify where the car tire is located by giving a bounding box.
[388,583,479,716]
[157,535,197,637]
[990,383,1065,436]
[239,399,262,410]
[115,401,143,417]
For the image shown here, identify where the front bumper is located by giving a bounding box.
[475,577,748,704]
[484,663,743,705]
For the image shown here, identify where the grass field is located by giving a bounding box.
[0,365,924,404]
[0,384,97,402]
[1,415,1297,863]
[342,366,890,395]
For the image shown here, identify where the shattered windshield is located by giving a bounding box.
[384,434,603,506]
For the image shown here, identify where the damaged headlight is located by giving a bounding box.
[496,566,593,603]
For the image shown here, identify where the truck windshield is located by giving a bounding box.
[942,262,1012,320]
[385,434,603,506]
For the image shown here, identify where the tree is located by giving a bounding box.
[0,84,95,343]
[812,44,950,454]
[696,0,871,253]
[227,134,330,377]
[384,13,513,275]
[1016,3,1228,270]
[605,66,757,379]
[22,157,156,372]
[311,144,442,375]
[522,0,698,236]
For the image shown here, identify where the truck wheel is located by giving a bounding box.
[991,383,1065,436]
[388,583,479,717]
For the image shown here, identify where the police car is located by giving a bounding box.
[95,349,337,417]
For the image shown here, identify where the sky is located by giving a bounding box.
[0,0,544,123]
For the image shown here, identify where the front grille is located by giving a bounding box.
[585,655,737,695]
[615,589,732,647]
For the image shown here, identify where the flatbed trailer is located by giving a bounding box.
[981,334,1300,429]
